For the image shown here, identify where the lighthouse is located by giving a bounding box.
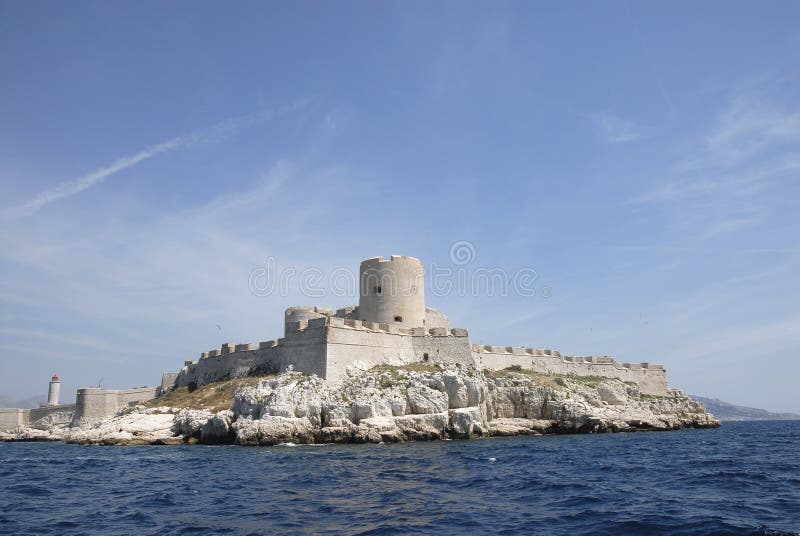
[47,374,61,406]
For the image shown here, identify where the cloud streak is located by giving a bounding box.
[626,82,800,239]
[7,137,183,218]
[2,104,305,219]
[592,112,651,144]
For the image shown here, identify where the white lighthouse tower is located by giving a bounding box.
[47,374,61,406]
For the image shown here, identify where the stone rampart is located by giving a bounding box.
[160,372,180,393]
[71,386,160,426]
[171,318,480,388]
[0,403,78,431]
[167,316,669,397]
[473,346,669,395]
[175,324,328,390]
[27,404,76,429]
[0,408,29,432]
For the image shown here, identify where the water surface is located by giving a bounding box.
[1,421,798,535]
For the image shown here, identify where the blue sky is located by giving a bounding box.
[1,2,799,412]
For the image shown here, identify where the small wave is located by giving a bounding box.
[5,483,52,497]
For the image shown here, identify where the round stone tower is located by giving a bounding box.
[47,374,60,406]
[284,306,334,336]
[359,255,425,328]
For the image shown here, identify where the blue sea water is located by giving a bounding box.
[0,421,798,535]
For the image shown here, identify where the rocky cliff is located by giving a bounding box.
[1,364,718,445]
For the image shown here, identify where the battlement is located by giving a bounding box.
[472,342,668,395]
[361,255,422,265]
[472,343,664,370]
[274,314,472,343]
[285,305,336,316]
[473,345,562,357]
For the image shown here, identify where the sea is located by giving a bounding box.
[0,420,798,535]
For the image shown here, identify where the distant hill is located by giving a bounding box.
[692,396,800,421]
[0,395,44,409]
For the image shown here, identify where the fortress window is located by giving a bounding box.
[394,316,403,322]
[374,285,382,295]
[423,353,429,362]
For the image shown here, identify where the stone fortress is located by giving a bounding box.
[173,255,669,396]
[1,254,673,431]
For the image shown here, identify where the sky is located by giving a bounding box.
[1,1,799,412]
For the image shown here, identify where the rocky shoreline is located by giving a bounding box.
[1,365,719,446]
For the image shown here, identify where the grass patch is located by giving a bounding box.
[371,363,440,374]
[485,368,607,389]
[639,393,669,401]
[144,376,274,412]
[370,363,439,390]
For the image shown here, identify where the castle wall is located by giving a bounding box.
[165,317,668,399]
[170,318,478,388]
[324,320,416,381]
[71,386,160,426]
[474,347,669,396]
[275,324,328,377]
[323,319,476,380]
[160,372,180,393]
[29,404,76,429]
[173,325,328,390]
[29,404,75,423]
[0,408,29,432]
[412,330,473,366]
[176,346,280,389]
[284,306,334,336]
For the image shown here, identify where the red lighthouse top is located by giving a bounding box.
[51,374,60,382]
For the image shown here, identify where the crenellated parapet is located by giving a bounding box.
[170,310,670,397]
[472,343,669,395]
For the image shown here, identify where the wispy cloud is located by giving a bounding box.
[707,93,800,163]
[592,112,651,144]
[2,103,307,219]
[700,216,759,238]
[627,81,800,238]
[6,137,183,218]
[670,316,800,362]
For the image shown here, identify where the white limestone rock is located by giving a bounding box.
[394,411,448,440]
[67,406,177,445]
[7,363,716,447]
[233,415,316,446]
[448,407,485,438]
[406,385,448,414]
[30,410,74,431]
[233,373,326,426]
[174,408,214,437]
[442,371,470,408]
[201,410,235,443]
[597,383,629,405]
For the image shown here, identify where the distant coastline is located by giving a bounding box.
[690,396,800,421]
